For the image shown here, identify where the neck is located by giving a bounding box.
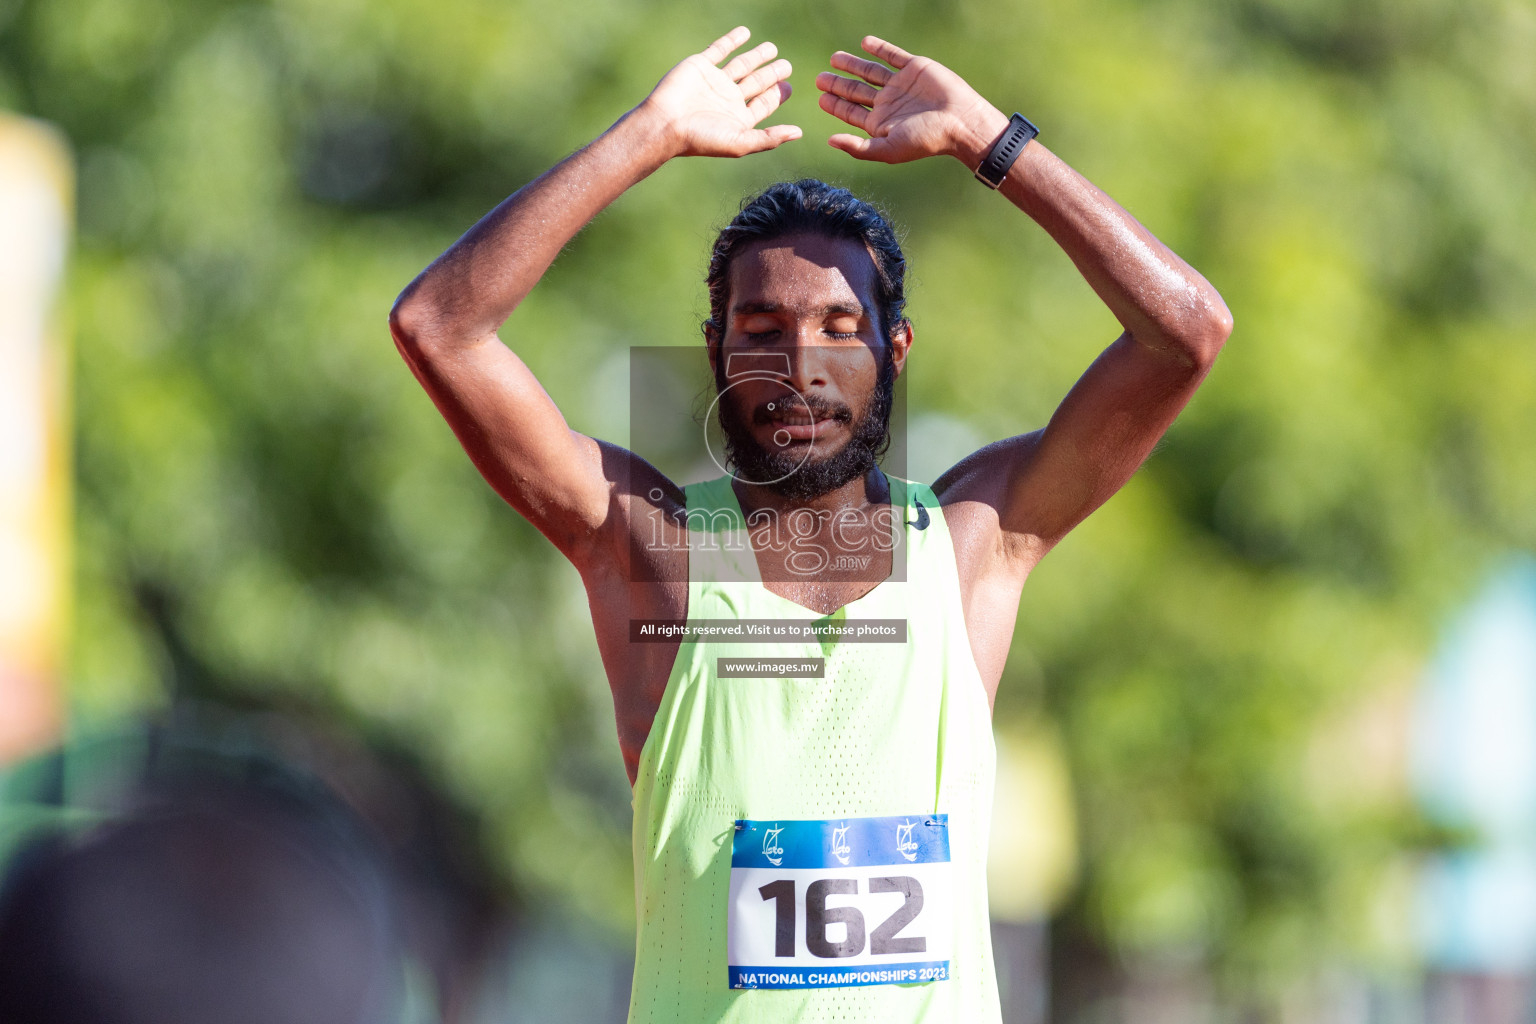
[731,467,890,519]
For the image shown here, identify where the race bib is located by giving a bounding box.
[727,814,953,989]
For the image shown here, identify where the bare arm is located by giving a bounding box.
[817,38,1232,561]
[389,27,799,564]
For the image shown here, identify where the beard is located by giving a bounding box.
[716,348,895,501]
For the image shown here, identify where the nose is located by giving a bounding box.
[782,337,830,392]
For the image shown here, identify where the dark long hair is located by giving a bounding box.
[704,179,908,342]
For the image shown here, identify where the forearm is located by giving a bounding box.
[390,105,676,350]
[952,112,1233,366]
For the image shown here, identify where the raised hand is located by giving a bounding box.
[815,36,1007,165]
[640,27,802,159]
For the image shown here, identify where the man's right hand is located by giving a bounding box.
[390,27,800,587]
[638,27,801,158]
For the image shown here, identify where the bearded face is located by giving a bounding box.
[710,232,906,501]
[715,345,895,500]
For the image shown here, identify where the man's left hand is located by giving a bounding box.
[815,36,1009,166]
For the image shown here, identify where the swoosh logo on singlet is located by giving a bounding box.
[908,499,930,531]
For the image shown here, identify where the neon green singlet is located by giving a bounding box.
[628,473,1001,1023]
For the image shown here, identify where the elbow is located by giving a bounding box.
[388,286,438,364]
[1181,297,1233,372]
[390,279,494,365]
[1203,303,1234,365]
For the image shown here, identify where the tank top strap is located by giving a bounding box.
[681,476,758,586]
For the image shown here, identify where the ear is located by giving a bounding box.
[703,321,721,377]
[889,319,914,377]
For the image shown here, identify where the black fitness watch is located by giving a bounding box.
[974,113,1039,189]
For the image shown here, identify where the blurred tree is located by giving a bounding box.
[3,0,1533,1012]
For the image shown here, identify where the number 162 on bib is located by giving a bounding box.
[727,815,953,989]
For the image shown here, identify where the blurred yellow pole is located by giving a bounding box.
[0,115,72,763]
[988,722,1079,922]
[987,723,1079,1023]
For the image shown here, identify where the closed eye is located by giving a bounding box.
[824,313,864,339]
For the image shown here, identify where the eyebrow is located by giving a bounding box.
[731,301,866,317]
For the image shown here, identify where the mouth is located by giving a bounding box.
[760,406,847,444]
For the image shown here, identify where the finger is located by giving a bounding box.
[829,132,895,162]
[815,71,877,107]
[818,91,872,132]
[861,35,914,69]
[738,59,793,103]
[746,81,791,123]
[701,26,750,64]
[721,40,777,81]
[740,123,803,155]
[829,51,893,87]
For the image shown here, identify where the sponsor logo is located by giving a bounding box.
[908,500,930,531]
[832,822,852,866]
[896,819,919,862]
[763,825,784,867]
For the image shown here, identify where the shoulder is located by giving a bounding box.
[930,431,1044,508]
[928,431,1049,577]
[580,437,691,576]
[590,438,685,506]
[582,438,691,526]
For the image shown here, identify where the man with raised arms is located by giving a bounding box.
[390,26,1231,1024]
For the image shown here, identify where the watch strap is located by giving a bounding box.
[974,113,1039,189]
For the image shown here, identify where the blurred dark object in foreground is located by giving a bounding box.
[0,708,511,1024]
[0,781,398,1024]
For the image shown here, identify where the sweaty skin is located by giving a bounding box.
[389,29,1233,784]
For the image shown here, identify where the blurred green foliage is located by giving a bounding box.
[4,0,1534,1002]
